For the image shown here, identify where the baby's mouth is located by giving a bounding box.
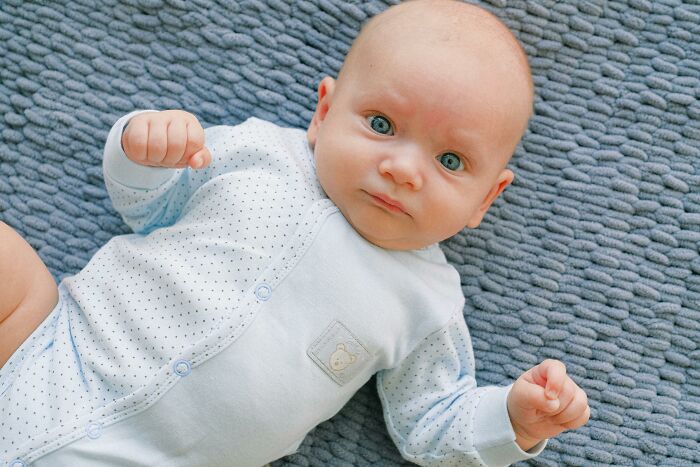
[366,191,409,216]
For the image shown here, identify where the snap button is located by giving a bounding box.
[173,359,192,377]
[86,422,103,439]
[8,460,27,467]
[254,283,272,301]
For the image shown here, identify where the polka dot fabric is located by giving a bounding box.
[0,116,325,459]
[378,312,535,466]
[378,312,485,466]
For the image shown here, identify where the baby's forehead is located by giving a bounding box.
[362,1,507,45]
[339,1,532,106]
[345,2,524,73]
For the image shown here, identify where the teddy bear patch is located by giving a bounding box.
[308,320,371,386]
[330,343,357,371]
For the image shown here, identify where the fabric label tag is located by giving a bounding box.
[307,320,371,386]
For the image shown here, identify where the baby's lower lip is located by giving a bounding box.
[369,193,405,214]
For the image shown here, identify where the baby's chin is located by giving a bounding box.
[349,218,429,251]
[331,195,435,250]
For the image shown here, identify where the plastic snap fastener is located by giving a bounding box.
[86,422,102,439]
[173,359,192,377]
[8,460,27,467]
[255,283,272,301]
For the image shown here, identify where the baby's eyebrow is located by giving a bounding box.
[360,88,410,116]
[446,128,480,168]
[383,89,411,115]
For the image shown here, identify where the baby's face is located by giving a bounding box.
[308,24,531,250]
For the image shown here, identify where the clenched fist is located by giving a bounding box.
[121,110,212,169]
[507,359,590,451]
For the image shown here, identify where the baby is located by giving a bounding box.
[0,1,589,466]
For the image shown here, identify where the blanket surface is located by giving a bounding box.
[0,0,698,465]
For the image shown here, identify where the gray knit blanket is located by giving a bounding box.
[1,1,698,465]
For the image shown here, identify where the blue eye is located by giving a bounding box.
[438,152,464,171]
[368,115,393,135]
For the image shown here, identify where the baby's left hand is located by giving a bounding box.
[507,359,590,451]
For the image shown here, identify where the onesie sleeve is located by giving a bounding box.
[102,110,214,234]
[376,312,547,466]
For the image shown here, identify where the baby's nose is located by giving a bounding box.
[379,148,424,190]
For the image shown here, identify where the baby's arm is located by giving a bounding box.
[377,312,588,466]
[377,312,540,466]
[102,110,213,234]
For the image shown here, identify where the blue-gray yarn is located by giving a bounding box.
[1,1,698,465]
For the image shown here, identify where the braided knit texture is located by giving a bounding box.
[0,1,698,465]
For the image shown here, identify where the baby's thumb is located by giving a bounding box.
[514,379,560,413]
[188,147,212,169]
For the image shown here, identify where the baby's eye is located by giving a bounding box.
[437,152,464,171]
[367,115,394,135]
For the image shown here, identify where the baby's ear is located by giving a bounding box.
[465,168,514,228]
[307,76,336,147]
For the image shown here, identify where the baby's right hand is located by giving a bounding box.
[121,110,212,169]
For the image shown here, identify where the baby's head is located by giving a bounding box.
[307,0,533,250]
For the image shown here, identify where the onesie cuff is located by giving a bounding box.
[473,385,547,467]
[103,109,181,190]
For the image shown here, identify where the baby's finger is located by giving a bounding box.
[147,119,168,164]
[162,118,188,167]
[565,404,591,430]
[511,377,560,414]
[184,121,206,159]
[188,147,212,169]
[553,377,578,411]
[553,387,589,428]
[541,359,567,400]
[123,120,149,162]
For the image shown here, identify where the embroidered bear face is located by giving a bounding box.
[329,343,356,371]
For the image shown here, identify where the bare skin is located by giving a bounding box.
[0,222,58,367]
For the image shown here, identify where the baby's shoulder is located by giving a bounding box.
[205,117,301,139]
[203,117,306,158]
